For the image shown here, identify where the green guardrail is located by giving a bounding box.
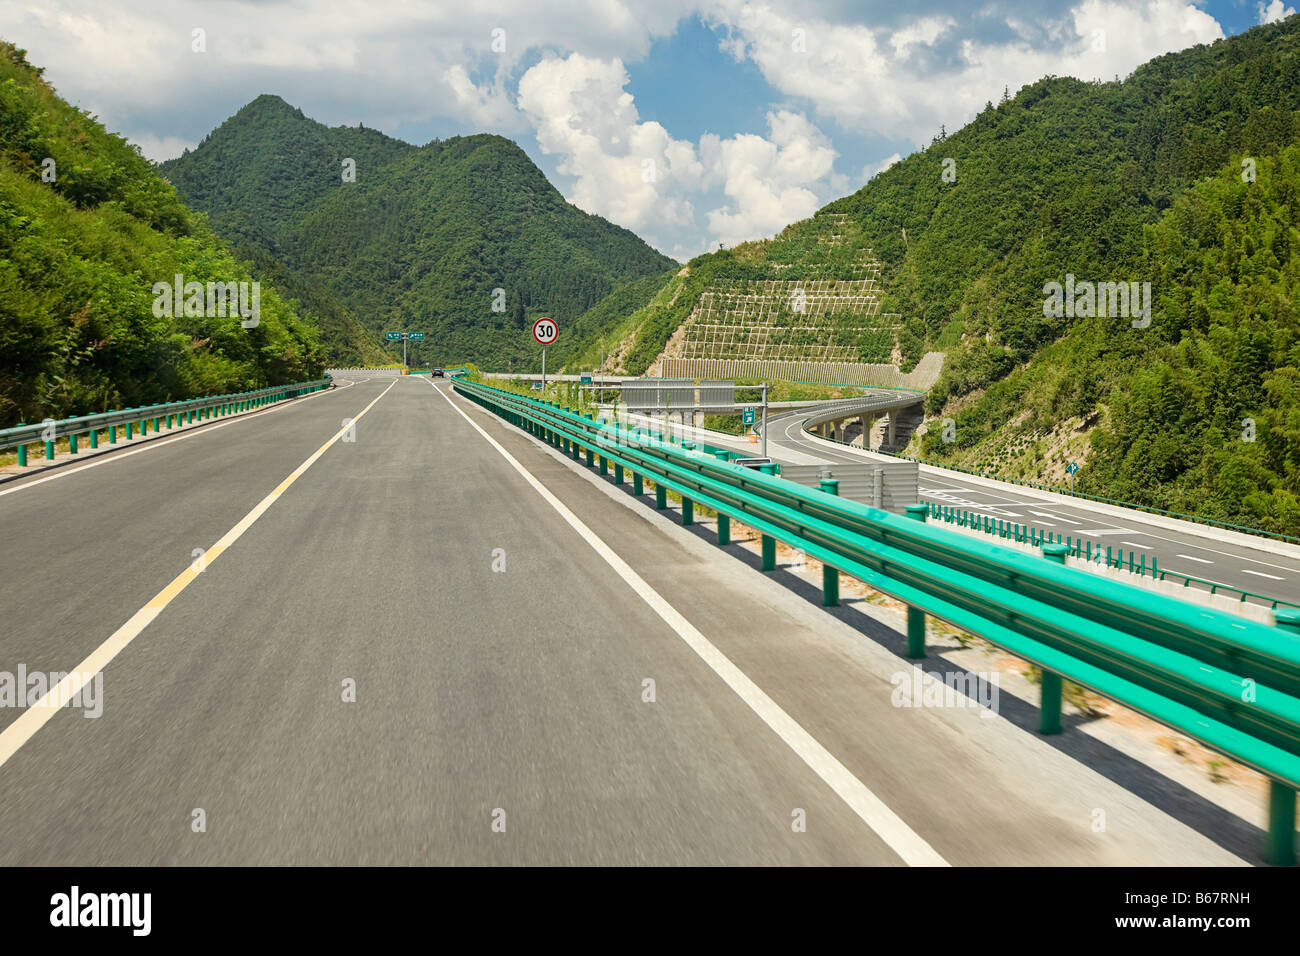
[451,371,1300,865]
[869,446,1300,547]
[927,503,1300,612]
[0,379,332,466]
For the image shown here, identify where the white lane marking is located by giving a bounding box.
[1029,512,1081,528]
[433,381,948,867]
[1177,554,1214,565]
[0,381,397,771]
[925,470,1300,576]
[921,490,1023,518]
[0,380,357,498]
[1242,569,1284,580]
[1122,542,1154,550]
[1075,529,1131,536]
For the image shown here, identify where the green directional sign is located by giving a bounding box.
[385,331,402,341]
[742,407,756,425]
[407,331,425,341]
[580,374,593,385]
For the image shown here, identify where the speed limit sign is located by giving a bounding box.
[532,317,558,345]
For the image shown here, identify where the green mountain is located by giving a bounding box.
[0,43,326,428]
[160,98,676,368]
[559,15,1300,533]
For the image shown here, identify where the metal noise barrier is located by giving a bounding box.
[452,371,1300,864]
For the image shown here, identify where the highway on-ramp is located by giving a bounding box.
[0,376,1252,864]
[759,404,1300,607]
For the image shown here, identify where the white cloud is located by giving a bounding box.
[704,0,1224,146]
[866,152,902,180]
[517,52,838,256]
[517,53,703,242]
[1258,1,1296,24]
[703,110,837,248]
[442,64,528,132]
[130,133,196,163]
[0,0,1239,258]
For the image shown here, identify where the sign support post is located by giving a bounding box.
[532,317,558,392]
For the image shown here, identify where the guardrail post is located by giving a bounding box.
[614,463,624,485]
[1269,610,1300,863]
[904,504,929,657]
[17,443,26,466]
[68,433,78,454]
[757,464,779,565]
[89,429,98,449]
[599,455,608,476]
[655,483,667,510]
[586,447,594,468]
[125,422,133,438]
[45,438,54,460]
[109,425,117,444]
[820,479,841,606]
[1037,542,1072,734]
[682,497,694,525]
[717,513,730,545]
[1266,780,1297,866]
[632,472,643,496]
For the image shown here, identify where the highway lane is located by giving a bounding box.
[0,376,1248,864]
[760,407,1300,607]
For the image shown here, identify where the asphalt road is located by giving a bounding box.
[757,406,1300,607]
[0,376,1253,864]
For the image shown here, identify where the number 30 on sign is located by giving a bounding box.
[532,318,558,345]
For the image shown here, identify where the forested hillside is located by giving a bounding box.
[161,100,676,368]
[1077,145,1300,532]
[0,43,326,427]
[560,15,1300,531]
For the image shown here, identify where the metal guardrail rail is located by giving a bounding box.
[928,502,1300,611]
[451,372,1300,864]
[873,447,1300,547]
[1,379,332,464]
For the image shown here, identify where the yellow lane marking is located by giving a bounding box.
[0,380,397,770]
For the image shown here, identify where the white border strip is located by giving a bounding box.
[434,381,948,867]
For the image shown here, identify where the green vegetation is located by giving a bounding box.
[561,16,1300,532]
[1076,145,1300,532]
[0,43,325,427]
[160,97,676,369]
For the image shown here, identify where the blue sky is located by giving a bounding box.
[0,1,1293,259]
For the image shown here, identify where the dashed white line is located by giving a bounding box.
[1122,542,1154,550]
[1176,554,1214,564]
[1242,569,1284,580]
